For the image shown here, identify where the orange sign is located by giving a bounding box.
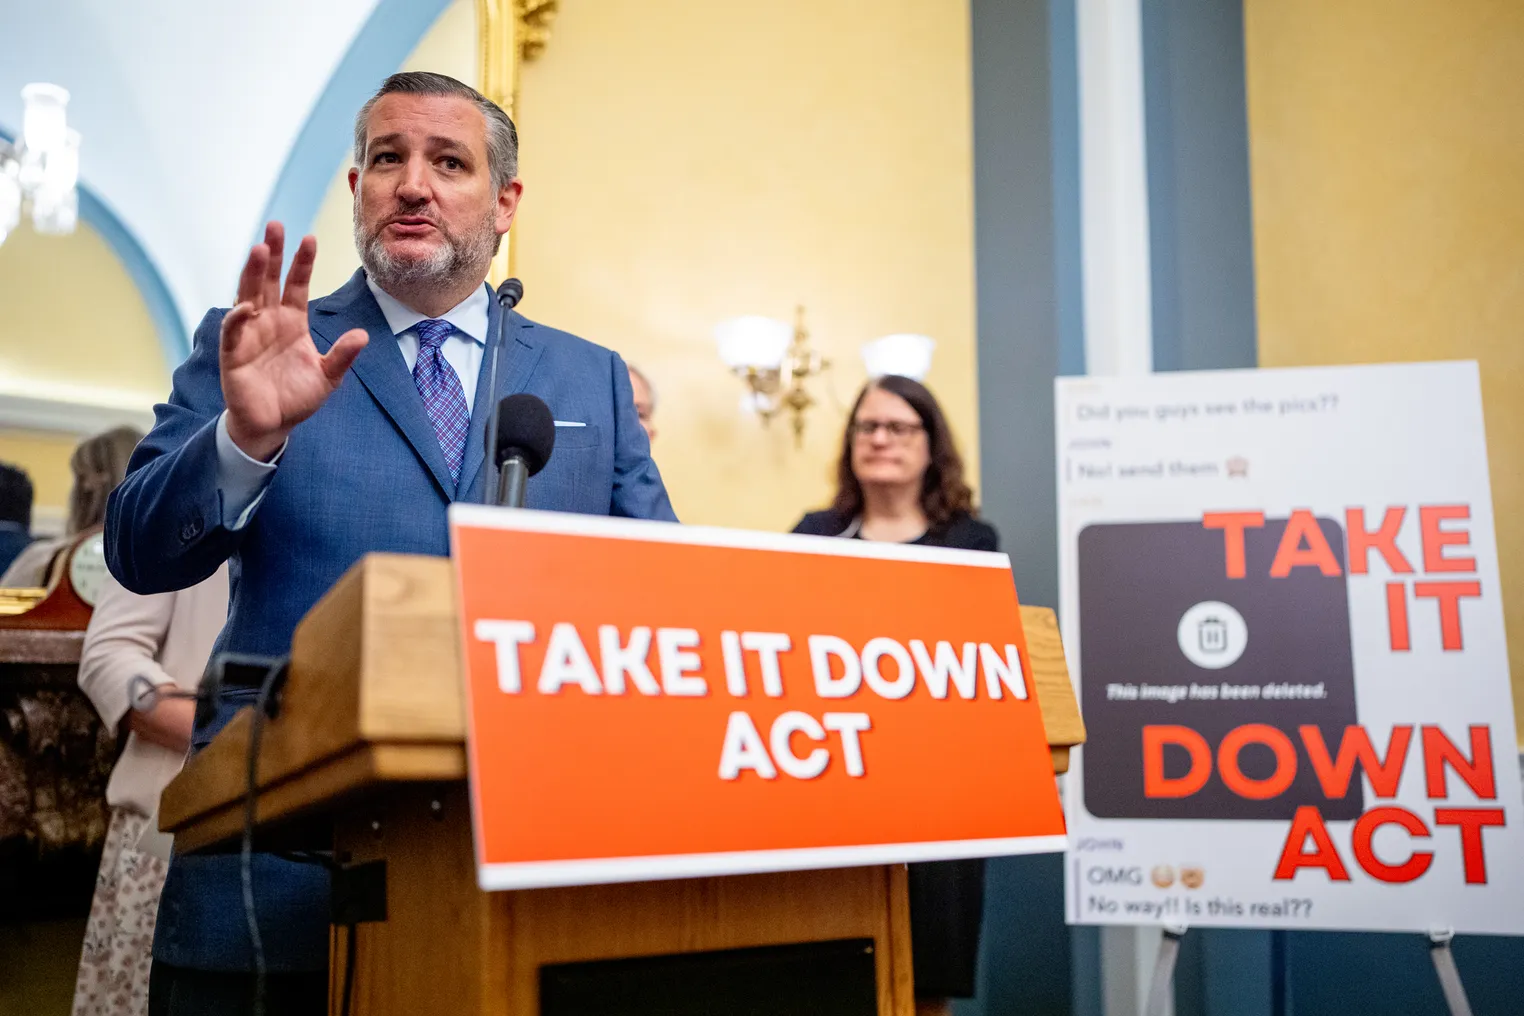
[449,505,1066,891]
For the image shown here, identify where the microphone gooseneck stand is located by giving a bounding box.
[482,278,524,505]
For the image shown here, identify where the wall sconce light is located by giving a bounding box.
[715,309,938,447]
[714,306,829,447]
[860,332,936,381]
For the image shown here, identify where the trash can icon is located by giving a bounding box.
[1198,616,1227,654]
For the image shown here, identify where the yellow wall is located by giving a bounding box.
[312,0,979,532]
[515,0,977,530]
[0,221,167,522]
[0,429,76,516]
[1244,0,1524,726]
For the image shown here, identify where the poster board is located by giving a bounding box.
[450,507,1066,891]
[1058,362,1523,934]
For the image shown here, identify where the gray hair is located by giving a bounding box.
[352,71,519,190]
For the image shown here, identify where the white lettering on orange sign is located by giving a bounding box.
[717,710,874,781]
[474,623,1028,702]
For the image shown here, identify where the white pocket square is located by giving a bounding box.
[553,420,587,427]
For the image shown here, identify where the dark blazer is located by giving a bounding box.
[0,525,31,577]
[106,270,677,972]
[790,506,999,999]
[792,508,999,552]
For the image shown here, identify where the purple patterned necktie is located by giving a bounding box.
[411,318,470,484]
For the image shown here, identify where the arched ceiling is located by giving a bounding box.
[0,0,382,345]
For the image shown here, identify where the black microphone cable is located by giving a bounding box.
[242,659,286,1016]
[128,667,290,1015]
[138,659,348,1014]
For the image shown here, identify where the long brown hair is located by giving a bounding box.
[830,375,975,527]
[68,426,142,534]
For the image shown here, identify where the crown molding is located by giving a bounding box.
[0,390,156,437]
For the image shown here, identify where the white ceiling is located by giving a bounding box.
[1,0,382,340]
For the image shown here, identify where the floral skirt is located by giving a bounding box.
[72,807,168,1016]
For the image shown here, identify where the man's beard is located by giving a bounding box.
[355,202,498,295]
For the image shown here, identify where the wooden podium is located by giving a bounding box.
[161,554,1084,1015]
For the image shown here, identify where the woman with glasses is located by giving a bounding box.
[791,374,997,1013]
[793,374,996,551]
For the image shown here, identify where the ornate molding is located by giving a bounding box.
[0,390,155,437]
[477,0,557,282]
[475,0,559,115]
[476,0,515,115]
[516,0,559,63]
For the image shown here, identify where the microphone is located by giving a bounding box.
[490,393,555,507]
[482,278,525,504]
[495,277,523,310]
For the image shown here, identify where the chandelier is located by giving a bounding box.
[0,84,81,248]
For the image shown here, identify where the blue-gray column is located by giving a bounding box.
[968,0,1089,1014]
[1138,2,1265,1013]
[1141,0,1258,373]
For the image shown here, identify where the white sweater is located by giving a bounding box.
[77,565,229,816]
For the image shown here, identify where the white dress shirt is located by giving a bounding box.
[213,278,491,527]
[365,276,489,408]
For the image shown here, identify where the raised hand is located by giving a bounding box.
[220,222,369,461]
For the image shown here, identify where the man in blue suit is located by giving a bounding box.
[106,71,675,1015]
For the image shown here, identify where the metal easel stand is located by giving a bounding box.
[1428,927,1475,1016]
[1144,923,1188,1016]
[1139,922,1472,1016]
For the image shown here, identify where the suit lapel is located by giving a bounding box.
[311,270,455,498]
[457,299,546,500]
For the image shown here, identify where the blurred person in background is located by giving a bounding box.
[0,462,34,576]
[72,564,229,1016]
[792,374,997,1015]
[0,426,143,587]
[627,362,658,443]
[793,374,995,550]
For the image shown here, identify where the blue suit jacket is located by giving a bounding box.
[0,525,31,576]
[105,269,676,971]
